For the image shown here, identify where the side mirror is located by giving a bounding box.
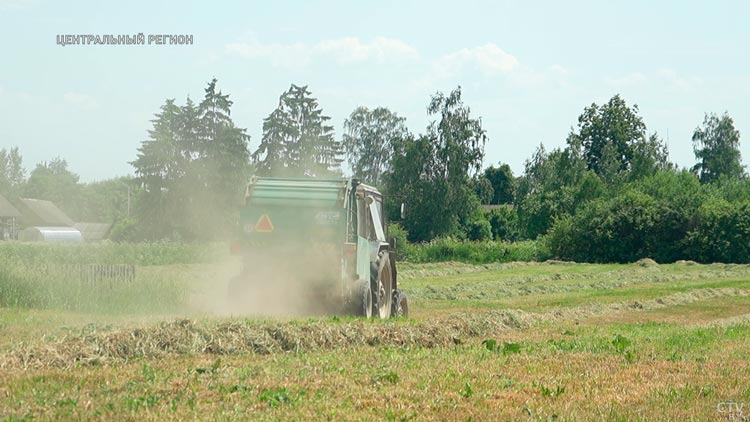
[400,203,406,220]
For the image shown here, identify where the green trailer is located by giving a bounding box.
[229,177,408,318]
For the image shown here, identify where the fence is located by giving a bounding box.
[28,263,136,285]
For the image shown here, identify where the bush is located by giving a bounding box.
[486,206,519,241]
[545,190,689,263]
[686,199,750,263]
[405,237,550,264]
[465,218,492,241]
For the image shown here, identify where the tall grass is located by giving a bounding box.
[0,242,226,266]
[0,257,187,314]
[0,242,218,313]
[399,238,551,264]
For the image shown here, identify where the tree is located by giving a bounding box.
[253,84,342,177]
[482,163,514,204]
[24,157,81,218]
[131,98,187,238]
[193,79,252,236]
[0,146,25,198]
[514,142,603,239]
[131,79,251,240]
[571,95,666,180]
[387,87,486,241]
[342,107,409,185]
[692,112,743,183]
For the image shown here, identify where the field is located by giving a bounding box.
[2,248,750,421]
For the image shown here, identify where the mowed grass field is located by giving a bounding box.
[3,260,750,421]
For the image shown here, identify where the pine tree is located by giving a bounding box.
[253,84,342,177]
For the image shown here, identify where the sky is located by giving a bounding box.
[1,0,749,182]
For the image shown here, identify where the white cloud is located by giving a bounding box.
[657,68,702,92]
[225,39,311,68]
[315,36,418,64]
[606,69,702,92]
[63,92,97,109]
[0,0,34,9]
[436,43,519,77]
[225,36,418,68]
[607,72,648,87]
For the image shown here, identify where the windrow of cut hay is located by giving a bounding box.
[5,287,750,370]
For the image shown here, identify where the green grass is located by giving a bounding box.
[400,238,551,264]
[0,241,226,266]
[3,257,750,420]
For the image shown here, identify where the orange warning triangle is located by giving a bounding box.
[255,214,274,232]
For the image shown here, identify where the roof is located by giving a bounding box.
[17,198,74,226]
[74,222,112,241]
[0,193,20,218]
[19,226,83,242]
[248,177,347,208]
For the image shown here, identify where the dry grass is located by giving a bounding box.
[3,260,750,420]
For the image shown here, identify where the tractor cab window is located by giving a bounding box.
[356,191,384,241]
[357,196,372,240]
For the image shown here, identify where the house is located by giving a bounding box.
[16,198,75,227]
[74,222,112,242]
[0,193,21,240]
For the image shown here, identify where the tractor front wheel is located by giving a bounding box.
[371,252,393,319]
[354,278,373,318]
[391,289,409,318]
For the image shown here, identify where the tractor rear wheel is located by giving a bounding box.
[371,252,393,319]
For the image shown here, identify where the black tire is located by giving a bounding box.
[354,278,372,318]
[371,252,393,319]
[391,289,409,318]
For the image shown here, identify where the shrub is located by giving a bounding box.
[465,217,492,241]
[486,206,520,241]
[405,238,550,264]
[545,190,689,263]
[686,199,750,263]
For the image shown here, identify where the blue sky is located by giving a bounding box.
[1,0,748,182]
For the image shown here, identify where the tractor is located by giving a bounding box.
[228,177,408,318]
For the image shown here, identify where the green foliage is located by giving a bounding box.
[343,107,409,185]
[502,341,521,355]
[464,215,492,241]
[131,79,251,240]
[545,189,688,263]
[24,157,81,218]
[459,382,474,398]
[515,144,605,239]
[539,384,565,397]
[486,206,519,241]
[692,112,743,184]
[253,84,342,177]
[387,87,486,242]
[259,387,295,408]
[611,334,632,353]
[482,163,514,204]
[0,256,186,313]
[386,223,411,254]
[481,339,497,351]
[0,241,222,266]
[572,94,667,178]
[405,238,549,264]
[686,198,750,263]
[371,371,400,385]
[0,146,25,199]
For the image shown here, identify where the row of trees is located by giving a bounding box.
[0,149,132,225]
[2,79,745,263]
